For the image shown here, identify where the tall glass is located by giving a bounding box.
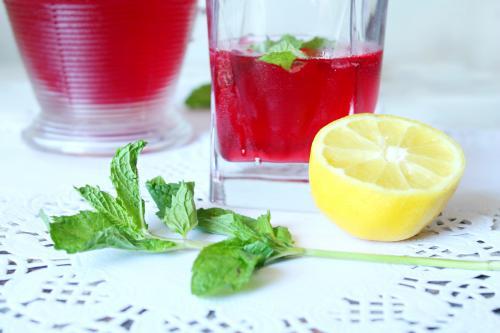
[207,0,388,210]
[4,0,197,155]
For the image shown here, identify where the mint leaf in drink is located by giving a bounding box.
[48,211,177,253]
[164,181,197,238]
[302,36,334,50]
[110,140,147,230]
[250,35,301,53]
[278,34,303,49]
[185,83,211,109]
[257,35,335,69]
[146,176,181,218]
[259,36,306,71]
[191,238,271,296]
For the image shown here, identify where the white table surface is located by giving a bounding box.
[1,63,499,333]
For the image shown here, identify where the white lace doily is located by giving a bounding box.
[1,71,500,332]
[1,185,500,333]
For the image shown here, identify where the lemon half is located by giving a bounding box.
[309,114,465,241]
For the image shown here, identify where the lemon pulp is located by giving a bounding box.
[309,114,465,241]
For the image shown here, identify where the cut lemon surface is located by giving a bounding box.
[309,114,466,241]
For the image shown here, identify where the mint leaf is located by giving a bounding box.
[146,176,181,218]
[185,83,211,109]
[49,211,177,253]
[191,238,271,296]
[110,140,147,230]
[76,185,134,229]
[146,178,197,237]
[259,52,298,71]
[192,208,297,295]
[302,36,334,49]
[254,211,273,235]
[197,208,294,248]
[243,239,274,259]
[164,181,197,238]
[277,34,303,49]
[272,226,294,247]
[250,35,301,53]
[257,35,335,70]
[197,208,257,239]
[259,36,306,71]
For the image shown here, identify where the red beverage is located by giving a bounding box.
[212,46,383,163]
[5,0,196,111]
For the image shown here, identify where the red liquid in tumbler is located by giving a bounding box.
[5,0,196,105]
[212,46,383,163]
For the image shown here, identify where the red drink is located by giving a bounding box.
[212,46,383,163]
[5,0,196,106]
[4,0,197,155]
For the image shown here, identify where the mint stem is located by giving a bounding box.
[145,233,500,270]
[297,247,500,271]
[160,237,500,270]
[183,239,211,250]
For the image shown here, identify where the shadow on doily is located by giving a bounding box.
[407,190,499,241]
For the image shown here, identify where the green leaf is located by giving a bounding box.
[185,83,211,109]
[277,34,304,49]
[76,185,134,229]
[196,208,259,241]
[164,181,197,238]
[49,211,177,253]
[250,35,302,53]
[257,35,335,70]
[302,36,333,50]
[191,238,272,296]
[273,226,294,247]
[197,208,294,248]
[243,240,274,258]
[258,37,306,71]
[259,51,298,71]
[254,211,274,235]
[110,140,147,230]
[146,177,181,218]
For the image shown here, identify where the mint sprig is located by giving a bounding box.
[258,35,306,71]
[257,35,334,70]
[43,141,500,297]
[47,141,179,253]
